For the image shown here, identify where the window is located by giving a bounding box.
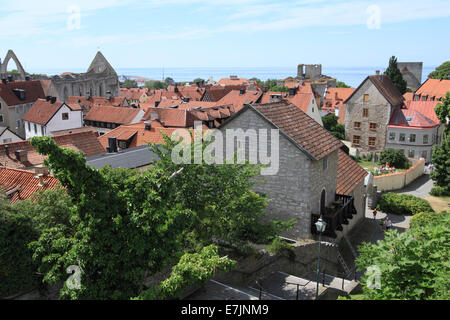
[62,113,69,120]
[399,133,405,142]
[353,135,361,145]
[423,135,429,144]
[0,102,2,109]
[421,150,427,159]
[410,134,416,143]
[408,149,415,158]
[363,108,369,117]
[369,123,377,130]
[2,138,12,143]
[41,126,45,136]
[323,156,328,171]
[17,120,21,129]
[368,137,376,148]
[0,115,3,123]
[389,132,396,140]
[28,121,31,131]
[354,122,361,129]
[363,94,369,102]
[34,124,37,133]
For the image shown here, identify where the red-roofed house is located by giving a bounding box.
[323,88,355,125]
[0,131,105,170]
[0,167,60,204]
[84,106,145,135]
[414,78,450,101]
[219,100,366,240]
[385,100,444,162]
[216,76,249,87]
[22,98,83,139]
[0,80,45,138]
[259,83,323,125]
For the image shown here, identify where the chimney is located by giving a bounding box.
[230,75,238,80]
[106,90,112,101]
[15,150,28,163]
[46,96,51,102]
[37,174,46,187]
[376,70,380,75]
[108,138,118,153]
[144,121,152,131]
[50,97,57,104]
[335,92,339,100]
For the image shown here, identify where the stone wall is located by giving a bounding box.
[373,158,425,192]
[345,78,392,152]
[397,62,423,89]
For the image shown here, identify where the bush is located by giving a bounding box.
[376,193,434,215]
[379,149,408,169]
[430,186,450,197]
[267,237,294,258]
[410,211,448,229]
[367,153,373,162]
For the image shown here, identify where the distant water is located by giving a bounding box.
[28,66,436,88]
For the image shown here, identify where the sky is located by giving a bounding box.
[0,0,449,71]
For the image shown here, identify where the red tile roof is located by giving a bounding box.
[216,78,249,86]
[0,131,105,170]
[202,85,247,102]
[260,83,316,113]
[389,100,441,129]
[84,106,142,124]
[0,167,60,204]
[249,100,343,160]
[22,99,81,126]
[403,92,414,101]
[98,122,182,149]
[141,108,200,128]
[415,78,450,100]
[215,89,262,112]
[120,88,148,100]
[336,150,367,195]
[0,80,45,106]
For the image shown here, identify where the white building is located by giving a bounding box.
[21,97,83,140]
[0,126,23,144]
[386,100,444,163]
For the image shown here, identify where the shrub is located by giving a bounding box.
[410,211,448,229]
[379,149,408,169]
[430,186,450,197]
[376,193,434,215]
[267,237,294,258]
[367,153,373,162]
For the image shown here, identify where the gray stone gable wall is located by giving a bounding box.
[345,79,392,153]
[219,107,339,240]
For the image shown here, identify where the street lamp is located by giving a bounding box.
[315,217,327,300]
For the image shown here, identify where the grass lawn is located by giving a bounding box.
[424,196,450,212]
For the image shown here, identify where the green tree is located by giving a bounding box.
[379,148,409,169]
[428,61,450,80]
[384,56,407,94]
[356,211,450,300]
[322,114,345,140]
[144,80,167,90]
[336,81,350,88]
[192,78,205,84]
[29,136,193,299]
[121,79,138,88]
[431,92,450,195]
[165,77,175,85]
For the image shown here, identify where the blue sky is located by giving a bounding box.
[0,0,449,70]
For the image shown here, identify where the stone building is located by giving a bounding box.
[46,52,120,102]
[296,64,337,105]
[344,74,404,154]
[0,50,27,81]
[219,100,367,241]
[397,62,423,90]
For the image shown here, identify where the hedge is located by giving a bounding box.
[376,193,434,215]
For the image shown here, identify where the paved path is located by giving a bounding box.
[392,173,434,198]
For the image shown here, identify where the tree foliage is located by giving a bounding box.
[376,193,434,216]
[121,79,138,88]
[336,81,350,88]
[428,61,450,80]
[144,80,168,90]
[379,148,409,169]
[322,113,345,140]
[431,92,450,194]
[384,56,407,94]
[135,245,236,300]
[356,211,450,300]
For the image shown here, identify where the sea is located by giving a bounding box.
[28,66,436,88]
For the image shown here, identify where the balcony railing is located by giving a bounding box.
[311,194,357,238]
